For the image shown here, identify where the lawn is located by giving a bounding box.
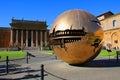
[0,51,26,61]
[41,50,54,54]
[0,49,116,62]
[0,50,53,61]
[98,49,116,57]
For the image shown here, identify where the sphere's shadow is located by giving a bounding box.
[71,59,120,68]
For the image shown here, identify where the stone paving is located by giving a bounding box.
[0,50,120,80]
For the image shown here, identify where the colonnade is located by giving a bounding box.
[10,29,48,48]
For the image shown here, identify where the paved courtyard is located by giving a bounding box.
[0,50,120,80]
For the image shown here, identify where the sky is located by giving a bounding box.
[0,0,120,29]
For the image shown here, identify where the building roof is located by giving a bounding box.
[98,12,120,22]
[97,11,114,18]
[0,27,10,32]
[0,27,10,29]
[10,19,48,30]
[11,19,46,24]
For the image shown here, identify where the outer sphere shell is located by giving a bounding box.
[50,10,100,33]
[50,9,103,65]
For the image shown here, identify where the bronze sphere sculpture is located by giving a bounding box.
[49,9,103,65]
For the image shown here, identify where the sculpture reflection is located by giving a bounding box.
[49,10,103,65]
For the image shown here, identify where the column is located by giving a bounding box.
[10,29,13,46]
[16,29,18,44]
[31,30,33,47]
[26,30,28,47]
[44,31,47,46]
[21,30,23,46]
[40,30,43,50]
[36,30,38,47]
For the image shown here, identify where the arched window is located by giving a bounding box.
[113,20,117,27]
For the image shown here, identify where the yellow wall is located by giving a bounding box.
[100,13,120,49]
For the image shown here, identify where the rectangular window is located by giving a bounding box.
[113,20,117,27]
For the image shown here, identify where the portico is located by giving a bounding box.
[10,19,49,49]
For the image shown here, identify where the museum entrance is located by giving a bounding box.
[28,38,31,47]
[28,30,31,47]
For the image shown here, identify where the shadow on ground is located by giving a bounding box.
[72,59,120,68]
[0,63,40,75]
[0,63,42,80]
[0,74,42,80]
[0,64,21,76]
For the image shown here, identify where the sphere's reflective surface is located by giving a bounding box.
[50,10,103,65]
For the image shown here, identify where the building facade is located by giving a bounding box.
[0,27,10,47]
[10,19,49,49]
[97,11,120,49]
[0,19,49,50]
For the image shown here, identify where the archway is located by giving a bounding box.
[111,32,119,49]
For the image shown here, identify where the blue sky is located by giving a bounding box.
[0,0,120,29]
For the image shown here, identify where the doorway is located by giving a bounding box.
[28,38,31,47]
